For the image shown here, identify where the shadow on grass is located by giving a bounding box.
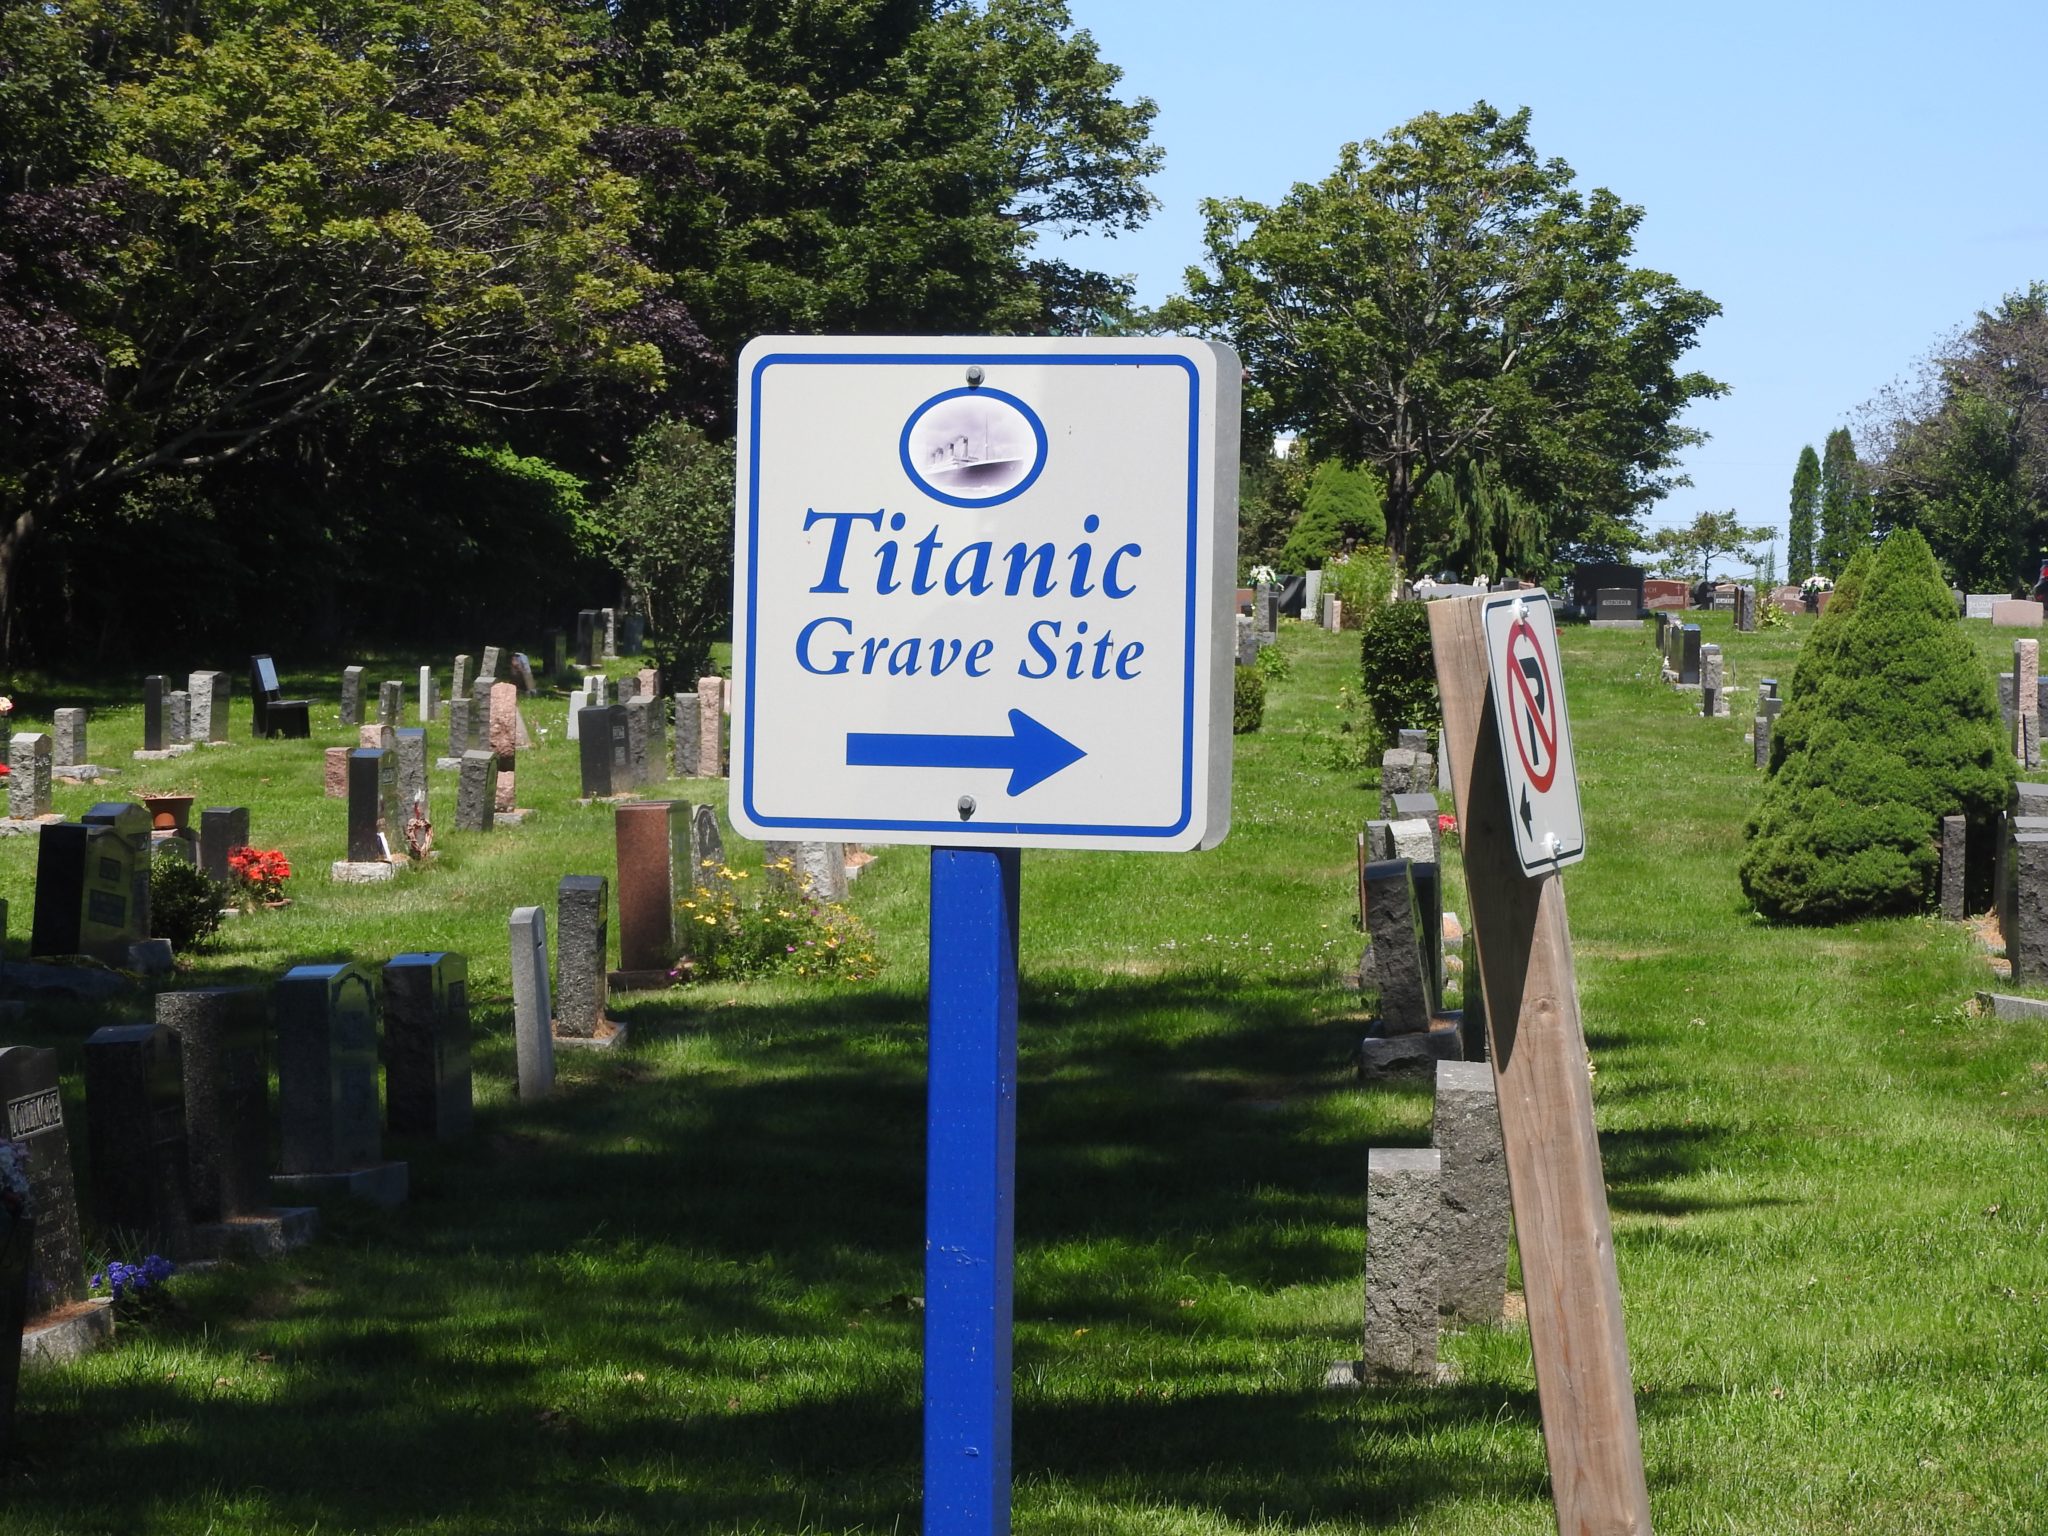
[1,968,1551,1534]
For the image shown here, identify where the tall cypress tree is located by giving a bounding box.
[1816,427,1871,575]
[1787,444,1820,582]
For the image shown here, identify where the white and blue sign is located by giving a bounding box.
[731,335,1240,851]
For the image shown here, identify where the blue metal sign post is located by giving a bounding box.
[924,846,1021,1534]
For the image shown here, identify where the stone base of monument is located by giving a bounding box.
[20,1298,115,1370]
[1358,1020,1464,1078]
[0,815,63,838]
[131,745,196,760]
[494,810,534,827]
[1586,618,1644,629]
[0,960,129,999]
[435,756,462,772]
[1323,1358,1459,1389]
[271,1162,409,1208]
[574,795,637,808]
[1977,990,2048,1021]
[553,1019,629,1050]
[190,1206,320,1259]
[199,740,232,749]
[126,938,174,976]
[608,968,676,993]
[330,859,399,883]
[55,765,108,781]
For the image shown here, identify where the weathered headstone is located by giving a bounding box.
[83,1022,191,1255]
[52,708,87,771]
[274,962,404,1203]
[198,806,249,886]
[0,1047,85,1315]
[8,732,51,819]
[673,692,701,777]
[548,629,568,680]
[375,679,400,730]
[1362,859,1431,1036]
[555,875,609,1038]
[623,696,652,788]
[168,689,191,745]
[446,696,471,763]
[1752,710,1774,770]
[1432,1061,1510,1325]
[156,988,269,1224]
[469,677,494,752]
[509,907,555,1099]
[479,645,503,680]
[1734,584,1757,633]
[452,653,472,702]
[418,665,438,724]
[2018,640,2041,769]
[600,607,618,660]
[691,802,723,875]
[696,677,724,777]
[1363,1147,1440,1380]
[1700,643,1725,717]
[382,953,472,1141]
[393,729,428,849]
[2010,830,2048,985]
[615,801,687,980]
[588,673,610,708]
[340,666,365,727]
[765,840,849,904]
[1940,814,1967,922]
[488,680,521,811]
[455,750,496,832]
[323,745,351,798]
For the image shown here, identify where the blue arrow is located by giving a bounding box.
[847,709,1086,796]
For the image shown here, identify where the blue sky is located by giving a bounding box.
[1056,0,2048,575]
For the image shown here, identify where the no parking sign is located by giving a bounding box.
[1480,591,1585,876]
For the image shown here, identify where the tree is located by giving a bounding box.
[1787,445,1820,583]
[1279,459,1384,568]
[1815,428,1871,576]
[601,419,737,683]
[1642,510,1772,586]
[1409,457,1547,581]
[1769,546,1872,773]
[1167,102,1723,564]
[1740,530,2009,923]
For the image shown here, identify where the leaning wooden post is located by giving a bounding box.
[1427,594,1653,1536]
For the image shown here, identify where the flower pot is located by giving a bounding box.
[0,1213,35,1451]
[142,794,195,832]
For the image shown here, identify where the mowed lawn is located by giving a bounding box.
[2,611,2045,1534]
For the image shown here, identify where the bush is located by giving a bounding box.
[1322,544,1396,631]
[1740,529,2011,922]
[1232,666,1266,733]
[1769,546,1873,773]
[1358,599,1439,747]
[602,420,737,685]
[1252,640,1291,681]
[148,848,227,951]
[683,859,882,984]
[1279,460,1385,567]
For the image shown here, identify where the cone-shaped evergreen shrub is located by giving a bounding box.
[1769,547,1872,774]
[1741,529,2010,923]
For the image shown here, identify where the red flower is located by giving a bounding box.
[1437,813,1457,834]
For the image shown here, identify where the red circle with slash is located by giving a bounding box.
[1505,616,1558,793]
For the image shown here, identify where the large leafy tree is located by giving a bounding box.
[1787,444,1820,582]
[1643,509,1773,586]
[1168,102,1723,564]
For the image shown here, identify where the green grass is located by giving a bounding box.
[4,617,2046,1533]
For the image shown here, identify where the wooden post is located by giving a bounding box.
[1428,595,1653,1536]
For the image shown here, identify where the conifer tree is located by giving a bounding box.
[1741,529,2010,922]
[1816,428,1871,575]
[1768,546,1872,773]
[1787,444,1820,582]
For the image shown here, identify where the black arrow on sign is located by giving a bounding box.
[1519,783,1535,839]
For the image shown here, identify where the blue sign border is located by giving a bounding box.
[742,350,1204,839]
[898,385,1050,508]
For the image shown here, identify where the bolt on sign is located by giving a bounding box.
[730,335,1240,852]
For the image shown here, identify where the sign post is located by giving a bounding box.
[1429,592,1652,1536]
[733,336,1239,1532]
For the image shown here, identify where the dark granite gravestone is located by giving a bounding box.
[378,680,403,729]
[198,806,250,886]
[249,655,311,739]
[578,705,627,797]
[469,677,494,753]
[1277,572,1307,617]
[156,988,269,1223]
[1595,587,1637,621]
[620,613,646,655]
[383,953,473,1141]
[1361,859,1430,1036]
[347,749,389,862]
[547,630,568,680]
[1411,859,1444,1010]
[1678,624,1702,685]
[142,675,167,752]
[275,963,381,1175]
[340,666,365,727]
[510,653,537,696]
[1570,562,1646,616]
[555,875,609,1038]
[576,609,599,667]
[83,1022,191,1254]
[0,1046,85,1315]
[29,822,88,957]
[691,802,723,875]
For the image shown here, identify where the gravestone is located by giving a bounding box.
[469,677,494,752]
[274,962,404,1203]
[620,613,646,655]
[167,689,191,745]
[1677,624,1702,686]
[156,988,269,1224]
[765,840,849,904]
[0,1046,85,1316]
[1752,710,1773,770]
[1700,643,1725,717]
[565,681,589,742]
[383,953,473,1141]
[376,680,400,730]
[83,1022,191,1255]
[696,678,724,777]
[588,674,610,708]
[1734,584,1757,633]
[340,666,365,727]
[489,681,522,812]
[346,748,392,862]
[79,802,151,961]
[1304,569,1323,618]
[1432,1061,1510,1325]
[691,802,723,875]
[394,729,428,842]
[142,674,166,752]
[510,653,537,696]
[418,665,438,724]
[199,806,249,885]
[1594,587,1637,623]
[2009,831,2048,986]
[452,654,472,703]
[2018,640,2041,768]
[446,697,471,763]
[9,732,51,819]
[623,697,652,788]
[600,607,618,660]
[1411,859,1444,1009]
[1940,814,1967,922]
[1363,1147,1440,1380]
[509,907,556,1100]
[673,692,701,777]
[324,745,350,798]
[479,645,503,680]
[555,875,609,1039]
[1361,860,1431,1036]
[548,630,568,680]
[615,801,690,981]
[455,750,496,833]
[1235,614,1259,667]
[575,609,598,667]
[1255,584,1279,636]
[578,705,629,798]
[53,708,87,772]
